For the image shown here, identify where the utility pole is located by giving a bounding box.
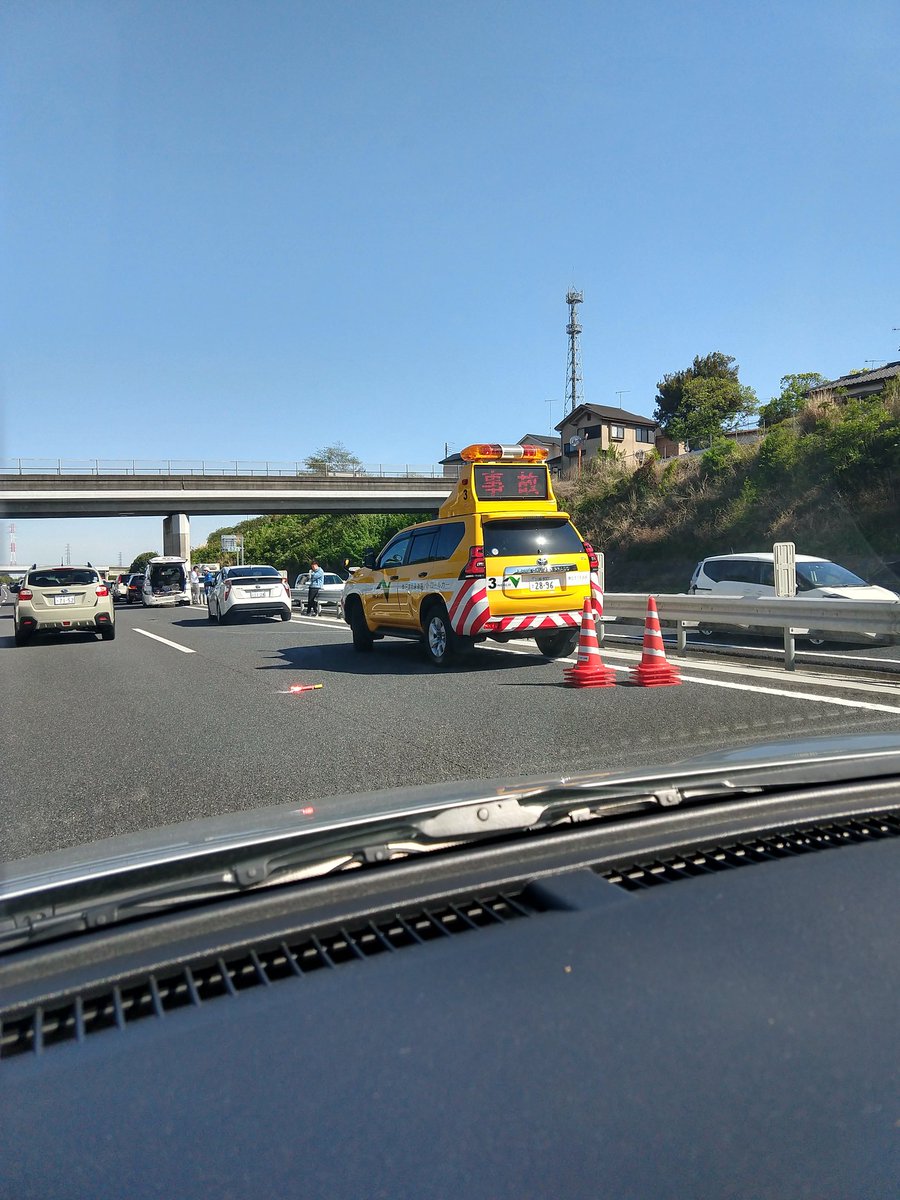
[65,543,71,566]
[565,290,583,415]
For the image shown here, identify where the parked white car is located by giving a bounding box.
[689,552,898,643]
[291,572,345,615]
[207,565,292,624]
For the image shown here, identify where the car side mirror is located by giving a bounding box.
[363,549,376,569]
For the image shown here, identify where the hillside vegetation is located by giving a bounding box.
[561,391,900,592]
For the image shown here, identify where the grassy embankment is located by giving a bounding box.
[558,391,900,593]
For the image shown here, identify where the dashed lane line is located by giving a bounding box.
[133,628,196,654]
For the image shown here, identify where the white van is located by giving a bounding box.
[688,553,898,643]
[143,556,191,606]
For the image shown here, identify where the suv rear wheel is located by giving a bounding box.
[14,623,30,647]
[100,624,116,641]
[422,602,472,667]
[534,629,578,658]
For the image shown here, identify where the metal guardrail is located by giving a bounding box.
[603,592,900,671]
[0,458,448,479]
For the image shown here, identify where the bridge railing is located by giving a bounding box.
[0,458,449,479]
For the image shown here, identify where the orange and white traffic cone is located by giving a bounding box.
[563,600,617,688]
[630,596,681,687]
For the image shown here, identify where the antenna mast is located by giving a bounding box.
[565,289,583,414]
[8,523,16,567]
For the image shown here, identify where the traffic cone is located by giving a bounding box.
[563,601,617,688]
[630,596,681,687]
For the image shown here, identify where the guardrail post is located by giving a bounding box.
[784,626,796,671]
[676,620,687,654]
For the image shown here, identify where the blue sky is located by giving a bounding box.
[2,0,898,564]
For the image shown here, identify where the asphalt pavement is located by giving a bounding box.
[3,600,900,864]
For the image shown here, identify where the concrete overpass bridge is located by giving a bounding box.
[1,459,455,557]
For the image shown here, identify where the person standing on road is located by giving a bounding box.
[306,560,325,616]
[190,566,201,605]
[204,568,214,596]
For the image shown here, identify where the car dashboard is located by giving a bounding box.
[1,788,899,1199]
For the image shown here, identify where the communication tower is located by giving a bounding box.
[9,523,15,566]
[565,289,583,414]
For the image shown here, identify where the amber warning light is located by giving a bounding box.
[459,443,549,463]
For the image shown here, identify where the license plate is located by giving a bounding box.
[53,595,76,605]
[249,590,266,598]
[530,579,560,592]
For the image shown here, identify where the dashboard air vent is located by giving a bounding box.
[0,891,535,1061]
[602,810,900,891]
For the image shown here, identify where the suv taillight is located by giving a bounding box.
[96,585,109,597]
[582,542,599,571]
[18,588,33,601]
[461,545,486,578]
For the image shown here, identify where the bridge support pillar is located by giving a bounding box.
[163,513,191,560]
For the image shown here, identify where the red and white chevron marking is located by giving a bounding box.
[590,571,604,618]
[447,579,492,636]
[485,610,581,634]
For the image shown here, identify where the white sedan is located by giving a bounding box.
[207,565,292,624]
[291,572,345,615]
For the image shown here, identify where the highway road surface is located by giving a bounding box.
[3,602,900,864]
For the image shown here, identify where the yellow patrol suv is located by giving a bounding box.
[342,443,600,666]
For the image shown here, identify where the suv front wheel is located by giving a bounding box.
[348,601,373,652]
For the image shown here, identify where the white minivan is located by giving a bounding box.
[688,552,898,644]
[142,556,191,606]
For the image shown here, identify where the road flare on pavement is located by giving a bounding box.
[629,596,681,687]
[563,601,617,689]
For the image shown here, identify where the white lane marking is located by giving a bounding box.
[475,642,900,714]
[287,615,900,714]
[606,627,900,671]
[291,615,344,627]
[588,643,900,699]
[133,628,196,654]
[673,672,900,714]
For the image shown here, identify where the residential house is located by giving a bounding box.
[554,404,677,476]
[808,360,900,404]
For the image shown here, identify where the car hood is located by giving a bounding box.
[814,584,899,601]
[4,732,900,906]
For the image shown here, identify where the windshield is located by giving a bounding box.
[797,562,869,589]
[29,569,99,588]
[3,6,899,896]
[484,518,585,558]
[226,566,280,579]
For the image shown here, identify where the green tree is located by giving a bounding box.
[304,442,364,474]
[759,373,826,426]
[654,353,757,448]
[129,550,159,572]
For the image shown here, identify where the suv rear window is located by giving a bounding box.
[29,569,99,587]
[484,518,584,558]
[226,566,280,578]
